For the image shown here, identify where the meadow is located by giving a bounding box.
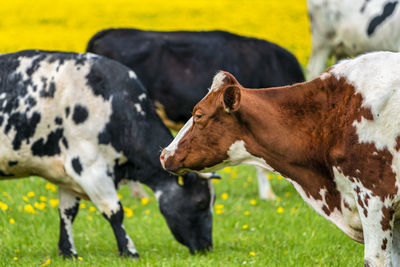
[0,0,364,266]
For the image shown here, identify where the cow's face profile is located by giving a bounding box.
[160,71,245,174]
[157,172,215,253]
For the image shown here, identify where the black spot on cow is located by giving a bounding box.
[367,1,398,36]
[0,170,14,177]
[360,0,371,13]
[26,54,46,76]
[31,128,64,156]
[62,137,69,149]
[72,104,89,124]
[55,117,62,125]
[0,116,3,127]
[40,81,56,98]
[5,112,41,150]
[25,96,37,108]
[8,161,18,167]
[71,157,83,175]
[65,107,70,118]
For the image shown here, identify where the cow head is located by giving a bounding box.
[160,71,248,174]
[157,172,217,253]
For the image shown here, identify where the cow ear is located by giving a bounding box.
[221,71,239,85]
[223,85,241,113]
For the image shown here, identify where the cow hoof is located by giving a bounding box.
[119,250,139,259]
[58,250,78,258]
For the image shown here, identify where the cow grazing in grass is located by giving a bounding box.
[87,28,305,200]
[307,0,400,79]
[0,50,215,257]
[161,52,400,266]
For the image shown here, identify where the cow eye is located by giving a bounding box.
[194,113,202,121]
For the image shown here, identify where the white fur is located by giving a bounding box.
[138,93,146,101]
[128,70,137,79]
[210,72,227,92]
[163,117,193,160]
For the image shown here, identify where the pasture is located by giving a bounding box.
[0,0,363,266]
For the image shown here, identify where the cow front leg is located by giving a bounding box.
[355,195,393,267]
[58,187,80,257]
[76,169,139,258]
[256,167,276,200]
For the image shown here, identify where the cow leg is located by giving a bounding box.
[392,220,400,266]
[355,195,393,267]
[58,187,80,257]
[76,168,139,258]
[256,167,276,200]
[307,45,331,80]
[128,181,148,198]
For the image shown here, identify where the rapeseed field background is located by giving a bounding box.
[0,0,310,65]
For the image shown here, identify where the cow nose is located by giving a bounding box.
[160,150,167,169]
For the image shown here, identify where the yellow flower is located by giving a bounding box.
[24,204,36,214]
[45,183,57,192]
[141,197,149,205]
[9,218,15,224]
[223,167,232,173]
[23,196,29,202]
[221,193,229,200]
[267,173,274,180]
[247,177,253,182]
[27,191,35,197]
[277,175,284,180]
[249,251,256,256]
[277,207,284,213]
[276,196,282,202]
[49,199,59,207]
[117,192,123,199]
[250,199,257,205]
[87,215,93,221]
[244,211,250,216]
[231,169,238,178]
[3,192,7,197]
[89,206,96,212]
[215,204,224,210]
[242,224,249,230]
[40,196,47,202]
[34,202,46,210]
[14,249,19,253]
[0,201,8,211]
[78,256,83,261]
[40,258,51,266]
[124,207,134,218]
[13,257,18,261]
[285,192,291,197]
[79,203,86,209]
[145,209,150,215]
[215,209,224,215]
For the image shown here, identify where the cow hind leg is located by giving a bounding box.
[355,194,393,267]
[58,187,80,257]
[256,167,276,200]
[75,166,139,258]
[392,220,400,266]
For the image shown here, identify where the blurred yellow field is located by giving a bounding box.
[0,0,310,65]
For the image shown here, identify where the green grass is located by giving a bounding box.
[0,166,363,266]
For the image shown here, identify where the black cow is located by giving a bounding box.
[87,28,305,127]
[0,50,214,257]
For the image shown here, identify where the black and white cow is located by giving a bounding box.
[87,28,305,200]
[307,0,400,79]
[0,50,214,257]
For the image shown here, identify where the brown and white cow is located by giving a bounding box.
[160,51,400,266]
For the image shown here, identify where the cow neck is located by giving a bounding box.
[238,78,341,201]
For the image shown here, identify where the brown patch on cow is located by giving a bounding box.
[396,135,400,151]
[381,238,388,250]
[381,206,394,231]
[343,200,351,210]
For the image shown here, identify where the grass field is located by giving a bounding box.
[0,0,365,266]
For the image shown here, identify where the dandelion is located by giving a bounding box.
[117,192,123,199]
[40,196,47,202]
[0,201,8,211]
[244,211,250,216]
[49,199,59,207]
[249,251,256,256]
[242,224,249,230]
[247,177,253,182]
[215,209,224,215]
[291,208,297,213]
[221,193,228,200]
[3,192,7,197]
[141,197,149,205]
[231,169,238,178]
[145,209,150,215]
[250,199,257,205]
[23,196,29,202]
[78,256,83,261]
[87,215,93,221]
[79,203,86,209]
[40,257,51,266]
[14,249,19,253]
[13,257,18,261]
[223,167,232,173]
[89,206,96,212]
[9,218,15,224]
[215,204,224,210]
[277,175,284,180]
[45,183,57,192]
[27,191,35,197]
[24,204,36,214]
[34,202,46,210]
[267,173,274,180]
[124,207,134,218]
[277,207,284,213]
